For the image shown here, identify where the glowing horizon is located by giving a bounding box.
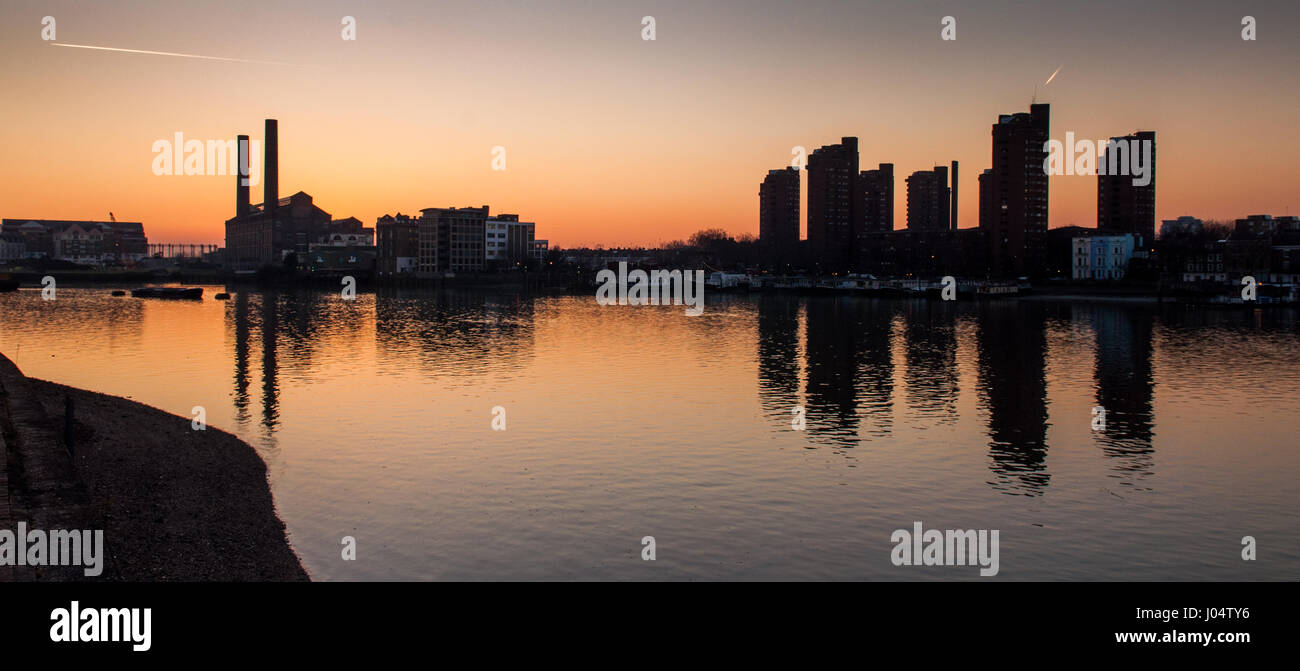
[2,0,1297,247]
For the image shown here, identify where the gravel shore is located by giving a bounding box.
[27,379,309,581]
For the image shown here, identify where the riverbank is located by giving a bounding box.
[0,353,307,581]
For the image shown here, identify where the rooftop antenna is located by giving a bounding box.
[1032,84,1037,105]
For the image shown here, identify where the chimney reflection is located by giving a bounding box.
[260,290,280,433]
[232,290,251,427]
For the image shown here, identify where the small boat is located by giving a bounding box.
[111,290,127,296]
[131,287,203,299]
[0,278,19,293]
[214,292,231,300]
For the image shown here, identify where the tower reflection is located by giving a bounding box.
[977,301,1051,496]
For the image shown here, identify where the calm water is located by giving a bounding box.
[1,286,1298,580]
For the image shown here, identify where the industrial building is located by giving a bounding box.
[223,119,358,271]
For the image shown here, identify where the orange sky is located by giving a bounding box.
[1,0,1297,247]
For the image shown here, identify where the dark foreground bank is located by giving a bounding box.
[1,354,307,581]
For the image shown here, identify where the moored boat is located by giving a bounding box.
[131,287,203,299]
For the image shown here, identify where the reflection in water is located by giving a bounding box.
[261,291,280,434]
[977,301,1051,496]
[759,297,1056,492]
[232,291,251,426]
[374,288,535,381]
[227,288,539,443]
[802,298,894,448]
[1087,305,1156,488]
[3,288,1300,580]
[903,301,959,423]
[756,295,801,422]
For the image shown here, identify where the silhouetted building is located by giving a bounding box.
[1165,216,1300,287]
[305,245,376,273]
[1235,214,1298,237]
[376,213,419,275]
[851,163,894,272]
[1046,225,1092,278]
[531,239,549,261]
[0,219,147,264]
[0,232,25,261]
[418,206,489,275]
[319,217,374,246]
[906,165,950,231]
[759,167,800,252]
[858,163,894,234]
[978,168,993,239]
[1098,131,1156,251]
[878,229,966,278]
[485,214,536,266]
[1160,216,1203,238]
[980,104,1050,277]
[306,217,376,272]
[224,120,339,270]
[807,137,859,270]
[949,160,959,231]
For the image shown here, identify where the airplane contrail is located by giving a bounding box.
[50,42,305,67]
[1044,65,1063,87]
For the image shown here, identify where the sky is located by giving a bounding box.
[1,0,1297,247]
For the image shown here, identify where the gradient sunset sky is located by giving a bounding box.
[1,0,1297,247]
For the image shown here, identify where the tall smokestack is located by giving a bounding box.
[236,134,250,217]
[264,119,278,215]
[950,160,959,230]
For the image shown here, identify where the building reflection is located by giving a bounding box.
[228,288,376,441]
[757,296,1158,494]
[902,301,959,422]
[260,290,280,433]
[756,295,801,421]
[373,288,536,381]
[799,297,894,447]
[232,290,251,426]
[228,288,539,441]
[977,301,1051,496]
[1087,305,1156,488]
